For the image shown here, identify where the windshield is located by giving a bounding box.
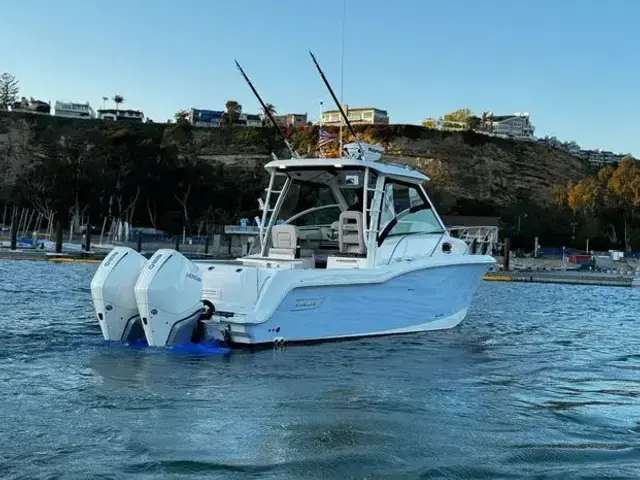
[277,181,337,224]
[378,181,444,243]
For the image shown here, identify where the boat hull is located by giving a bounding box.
[209,260,490,346]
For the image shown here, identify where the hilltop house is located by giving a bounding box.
[54,101,95,119]
[483,112,535,139]
[576,149,627,167]
[185,107,262,127]
[186,108,224,127]
[273,113,308,127]
[321,107,389,126]
[97,109,144,122]
[10,97,51,115]
[242,113,262,127]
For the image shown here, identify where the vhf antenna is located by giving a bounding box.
[308,50,364,160]
[234,60,300,159]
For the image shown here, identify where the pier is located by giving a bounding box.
[484,270,639,287]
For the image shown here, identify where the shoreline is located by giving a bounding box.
[3,248,639,288]
[0,247,234,263]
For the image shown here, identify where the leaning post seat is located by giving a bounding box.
[338,211,366,255]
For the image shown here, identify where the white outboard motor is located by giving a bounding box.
[90,246,148,343]
[134,249,204,347]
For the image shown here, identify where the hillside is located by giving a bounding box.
[0,112,590,244]
[185,123,591,203]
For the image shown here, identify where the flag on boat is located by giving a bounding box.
[318,128,337,147]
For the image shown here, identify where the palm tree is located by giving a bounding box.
[101,96,108,109]
[113,94,124,112]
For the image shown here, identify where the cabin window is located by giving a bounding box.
[377,180,444,245]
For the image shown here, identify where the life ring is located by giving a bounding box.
[200,299,215,320]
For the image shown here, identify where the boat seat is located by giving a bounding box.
[338,211,366,255]
[269,224,313,259]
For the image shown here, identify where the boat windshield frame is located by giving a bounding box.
[257,162,445,263]
[376,178,447,247]
[258,165,376,258]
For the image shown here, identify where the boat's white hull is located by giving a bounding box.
[206,260,490,346]
[89,246,493,348]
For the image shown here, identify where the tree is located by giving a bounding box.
[220,100,241,128]
[0,73,19,110]
[467,115,481,130]
[565,156,640,250]
[113,94,124,112]
[261,103,276,125]
[174,110,189,123]
[443,108,472,123]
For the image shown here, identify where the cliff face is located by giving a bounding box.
[188,124,590,209]
[382,132,589,207]
[0,112,589,216]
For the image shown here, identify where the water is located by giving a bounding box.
[1,260,640,479]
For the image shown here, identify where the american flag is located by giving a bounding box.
[318,128,337,148]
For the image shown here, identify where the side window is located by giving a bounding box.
[378,181,444,243]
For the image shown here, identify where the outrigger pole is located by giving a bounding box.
[234,60,300,159]
[308,50,365,160]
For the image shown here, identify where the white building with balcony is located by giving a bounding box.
[274,113,308,127]
[321,107,389,126]
[242,113,262,127]
[487,112,535,139]
[577,149,627,167]
[54,101,95,119]
[97,109,144,122]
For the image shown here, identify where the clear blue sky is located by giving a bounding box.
[1,0,639,156]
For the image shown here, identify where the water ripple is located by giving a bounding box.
[1,259,639,479]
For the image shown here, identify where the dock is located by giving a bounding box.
[484,270,638,287]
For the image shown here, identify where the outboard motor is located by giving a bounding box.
[90,246,148,343]
[134,249,204,347]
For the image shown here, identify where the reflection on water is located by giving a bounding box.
[1,259,640,479]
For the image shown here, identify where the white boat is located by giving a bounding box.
[90,141,494,347]
[89,54,495,348]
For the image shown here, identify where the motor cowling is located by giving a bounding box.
[90,246,147,342]
[134,249,204,347]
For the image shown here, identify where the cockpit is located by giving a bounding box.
[245,163,446,270]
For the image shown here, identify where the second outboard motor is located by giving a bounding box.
[90,246,148,343]
[134,249,204,347]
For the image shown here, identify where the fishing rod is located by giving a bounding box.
[308,50,364,160]
[234,60,300,159]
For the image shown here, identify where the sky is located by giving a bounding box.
[1,0,640,156]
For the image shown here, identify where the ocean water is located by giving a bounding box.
[1,259,640,479]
